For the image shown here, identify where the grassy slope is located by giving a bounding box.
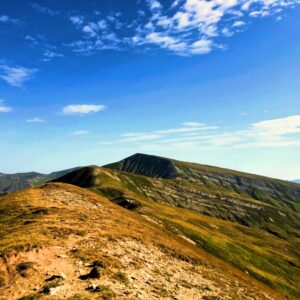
[0,183,280,299]
[175,159,300,212]
[0,172,44,193]
[106,154,300,215]
[56,167,300,299]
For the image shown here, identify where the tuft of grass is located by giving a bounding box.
[18,294,42,300]
[97,285,115,299]
[41,277,63,294]
[0,271,5,287]
[113,272,129,285]
[67,294,91,300]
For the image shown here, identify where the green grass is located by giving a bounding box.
[113,272,129,285]
[44,165,300,299]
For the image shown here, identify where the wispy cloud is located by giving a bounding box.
[31,3,59,16]
[26,117,45,123]
[102,115,300,149]
[0,15,22,25]
[0,65,37,87]
[62,104,106,115]
[66,0,299,56]
[70,16,84,26]
[0,99,12,113]
[42,50,64,62]
[103,122,218,144]
[70,130,91,136]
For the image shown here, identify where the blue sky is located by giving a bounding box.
[0,0,300,180]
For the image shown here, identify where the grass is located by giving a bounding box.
[0,271,5,287]
[49,164,300,299]
[94,286,115,299]
[0,181,290,300]
[41,277,64,294]
[77,167,300,299]
[113,272,129,285]
[18,294,43,300]
[139,199,300,299]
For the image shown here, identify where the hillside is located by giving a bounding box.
[0,167,81,194]
[106,153,300,212]
[0,183,279,300]
[54,154,300,299]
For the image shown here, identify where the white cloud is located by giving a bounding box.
[70,130,90,136]
[0,99,12,113]
[67,0,300,56]
[0,15,21,25]
[233,20,246,27]
[104,122,218,144]
[70,16,84,26]
[190,39,212,54]
[251,115,300,136]
[0,65,37,87]
[83,24,98,37]
[62,104,106,115]
[31,3,59,16]
[148,0,162,10]
[102,116,300,149]
[42,50,64,62]
[26,118,44,123]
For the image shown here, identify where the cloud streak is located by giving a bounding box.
[0,99,12,113]
[62,104,106,115]
[26,118,45,123]
[0,65,37,87]
[102,115,300,149]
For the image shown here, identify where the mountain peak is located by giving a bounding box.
[104,153,179,179]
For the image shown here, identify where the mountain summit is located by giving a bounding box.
[105,153,179,179]
[1,154,300,299]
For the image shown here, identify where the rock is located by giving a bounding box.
[88,260,106,269]
[69,247,78,253]
[79,267,101,280]
[45,274,66,281]
[86,283,102,292]
[57,254,68,258]
[113,197,141,210]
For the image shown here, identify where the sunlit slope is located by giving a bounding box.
[106,153,300,212]
[0,183,278,300]
[55,164,300,299]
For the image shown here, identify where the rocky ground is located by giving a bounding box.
[0,183,281,300]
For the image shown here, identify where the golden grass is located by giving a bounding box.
[0,183,284,300]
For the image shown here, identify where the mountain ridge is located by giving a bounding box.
[0,182,280,299]
[1,153,300,298]
[53,154,300,298]
[105,153,300,211]
[0,167,82,193]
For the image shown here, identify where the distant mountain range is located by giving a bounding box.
[292,179,300,183]
[0,167,81,194]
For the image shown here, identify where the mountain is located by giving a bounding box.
[106,153,300,212]
[292,179,300,184]
[0,183,279,299]
[0,167,81,194]
[53,153,300,299]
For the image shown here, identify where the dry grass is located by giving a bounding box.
[0,183,283,299]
